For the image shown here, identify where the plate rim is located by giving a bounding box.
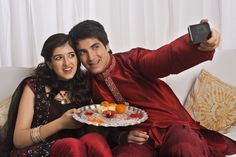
[72,104,148,127]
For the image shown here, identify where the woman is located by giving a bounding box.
[0,33,112,157]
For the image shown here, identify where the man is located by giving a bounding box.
[69,20,236,157]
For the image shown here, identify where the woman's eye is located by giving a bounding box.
[68,53,76,58]
[53,56,63,61]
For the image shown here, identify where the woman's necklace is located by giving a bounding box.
[55,91,70,105]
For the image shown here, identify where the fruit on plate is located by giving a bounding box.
[115,104,126,114]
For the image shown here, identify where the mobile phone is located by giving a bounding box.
[188,23,211,44]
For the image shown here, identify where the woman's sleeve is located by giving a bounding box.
[25,78,37,94]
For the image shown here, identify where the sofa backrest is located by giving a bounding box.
[0,49,235,104]
[165,50,236,105]
[0,67,33,101]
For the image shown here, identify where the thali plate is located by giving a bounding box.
[72,104,148,127]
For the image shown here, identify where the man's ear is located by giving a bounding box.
[106,45,110,52]
[46,61,53,70]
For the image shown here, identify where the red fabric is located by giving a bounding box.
[159,124,225,157]
[113,143,157,157]
[91,34,236,155]
[50,132,112,157]
[113,124,225,157]
[51,138,86,157]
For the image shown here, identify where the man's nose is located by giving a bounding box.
[87,50,95,61]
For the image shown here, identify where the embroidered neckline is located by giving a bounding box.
[93,55,129,105]
[54,91,70,105]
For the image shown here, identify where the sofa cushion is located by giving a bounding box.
[185,69,236,133]
[0,96,11,128]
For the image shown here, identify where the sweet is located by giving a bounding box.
[102,110,116,118]
[84,110,94,116]
[116,104,126,114]
[97,101,126,118]
[88,118,104,123]
[100,101,110,107]
[129,113,141,118]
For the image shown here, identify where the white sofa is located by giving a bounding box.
[166,49,236,157]
[0,67,33,101]
[0,49,235,156]
[0,67,33,127]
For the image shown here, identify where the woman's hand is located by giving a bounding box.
[198,19,221,51]
[127,130,149,145]
[58,108,82,130]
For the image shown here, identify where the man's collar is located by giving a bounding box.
[95,55,116,80]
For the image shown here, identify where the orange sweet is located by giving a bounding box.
[116,104,126,114]
[100,101,110,107]
[88,118,104,123]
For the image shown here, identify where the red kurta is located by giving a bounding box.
[91,34,236,155]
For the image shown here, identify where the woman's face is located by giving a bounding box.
[47,42,78,81]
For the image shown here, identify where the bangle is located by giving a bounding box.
[30,125,45,143]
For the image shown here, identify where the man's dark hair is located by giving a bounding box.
[69,20,110,52]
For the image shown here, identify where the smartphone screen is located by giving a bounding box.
[188,23,211,44]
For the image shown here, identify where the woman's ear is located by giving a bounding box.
[46,62,53,70]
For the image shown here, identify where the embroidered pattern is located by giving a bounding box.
[185,70,236,133]
[96,56,128,105]
[104,76,125,104]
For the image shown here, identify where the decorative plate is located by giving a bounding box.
[72,104,148,127]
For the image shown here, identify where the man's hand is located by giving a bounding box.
[198,19,221,51]
[127,130,149,145]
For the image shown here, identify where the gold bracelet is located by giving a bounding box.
[30,125,45,143]
[38,125,45,142]
[30,127,38,143]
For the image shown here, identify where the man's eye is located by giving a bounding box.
[78,50,86,56]
[92,45,99,50]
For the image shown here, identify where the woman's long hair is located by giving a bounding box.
[39,33,91,105]
[0,33,91,156]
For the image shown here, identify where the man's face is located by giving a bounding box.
[76,38,110,74]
